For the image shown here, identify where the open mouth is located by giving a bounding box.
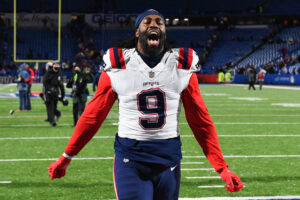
[147,30,160,47]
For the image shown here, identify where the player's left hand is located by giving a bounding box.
[219,168,243,192]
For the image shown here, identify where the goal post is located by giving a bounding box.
[13,0,62,66]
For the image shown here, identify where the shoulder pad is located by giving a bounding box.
[176,48,200,72]
[103,48,127,70]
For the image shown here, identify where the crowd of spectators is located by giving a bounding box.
[67,15,104,74]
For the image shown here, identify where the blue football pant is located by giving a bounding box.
[113,155,181,200]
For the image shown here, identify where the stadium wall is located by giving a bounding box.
[233,74,300,85]
[197,74,219,83]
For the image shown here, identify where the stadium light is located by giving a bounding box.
[183,18,189,26]
[165,18,170,25]
[172,18,179,25]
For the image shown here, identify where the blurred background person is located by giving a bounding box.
[67,64,94,126]
[257,68,266,90]
[248,66,256,90]
[27,63,35,111]
[15,63,30,112]
[225,70,232,83]
[43,62,65,126]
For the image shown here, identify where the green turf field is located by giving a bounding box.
[1,83,300,200]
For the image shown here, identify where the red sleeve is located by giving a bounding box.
[64,71,117,155]
[181,73,227,172]
[28,68,34,85]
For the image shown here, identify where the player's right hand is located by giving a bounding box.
[219,168,243,192]
[48,155,71,180]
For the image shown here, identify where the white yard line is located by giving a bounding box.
[2,114,300,119]
[1,134,300,140]
[1,155,300,162]
[181,168,215,171]
[0,136,115,140]
[185,176,220,179]
[0,115,73,119]
[212,122,300,125]
[181,134,300,137]
[0,157,114,162]
[210,114,300,117]
[1,122,300,128]
[181,162,204,165]
[184,155,300,158]
[0,181,12,184]
[197,185,224,188]
[0,123,74,127]
[218,134,300,137]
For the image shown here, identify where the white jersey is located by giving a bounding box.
[103,48,199,141]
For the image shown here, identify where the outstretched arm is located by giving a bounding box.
[48,71,117,179]
[181,73,243,192]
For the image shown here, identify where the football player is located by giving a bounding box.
[48,9,243,199]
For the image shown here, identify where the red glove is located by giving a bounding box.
[48,155,71,180]
[219,168,243,192]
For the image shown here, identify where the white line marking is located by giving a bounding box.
[2,113,300,119]
[183,155,300,158]
[213,122,300,125]
[0,157,114,162]
[0,115,73,119]
[1,134,300,140]
[229,97,268,101]
[1,122,300,128]
[0,123,116,127]
[181,168,214,171]
[181,134,300,137]
[271,103,300,107]
[185,176,220,179]
[202,93,230,96]
[218,134,300,137]
[0,123,74,127]
[197,185,224,188]
[0,181,12,184]
[1,155,300,162]
[210,114,300,117]
[179,196,300,200]
[0,136,115,140]
[181,162,204,165]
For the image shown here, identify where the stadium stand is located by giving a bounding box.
[1,0,300,84]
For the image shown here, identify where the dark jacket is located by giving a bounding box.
[67,70,94,102]
[43,69,65,100]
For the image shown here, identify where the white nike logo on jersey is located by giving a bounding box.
[170,164,177,171]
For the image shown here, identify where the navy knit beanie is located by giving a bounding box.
[135,9,165,29]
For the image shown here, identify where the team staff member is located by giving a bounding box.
[27,64,35,110]
[15,63,30,112]
[257,69,265,90]
[43,62,65,126]
[48,9,243,199]
[67,64,94,126]
[248,67,256,90]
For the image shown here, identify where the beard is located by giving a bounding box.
[138,28,166,57]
